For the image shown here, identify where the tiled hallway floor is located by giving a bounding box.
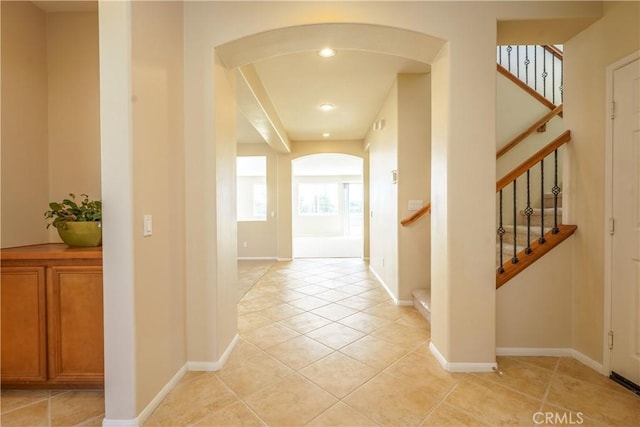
[2,258,638,426]
[144,258,638,426]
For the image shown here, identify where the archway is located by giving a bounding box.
[292,154,364,258]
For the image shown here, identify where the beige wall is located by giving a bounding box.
[367,81,399,295]
[0,4,101,248]
[131,0,187,414]
[397,73,431,303]
[367,74,432,303]
[564,1,640,364]
[99,1,138,418]
[237,143,278,258]
[497,238,573,348]
[47,11,101,242]
[1,1,49,248]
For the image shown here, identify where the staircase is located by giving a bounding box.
[410,44,575,323]
[496,192,562,267]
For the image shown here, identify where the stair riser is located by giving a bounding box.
[543,194,563,209]
[500,229,543,245]
[526,213,562,228]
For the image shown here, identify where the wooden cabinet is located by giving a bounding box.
[1,244,103,387]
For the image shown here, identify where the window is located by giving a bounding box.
[237,156,267,221]
[298,183,338,215]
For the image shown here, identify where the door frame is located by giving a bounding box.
[603,50,640,376]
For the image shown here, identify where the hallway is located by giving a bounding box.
[1,259,638,426]
[144,259,638,426]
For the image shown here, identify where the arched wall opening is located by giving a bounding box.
[292,153,364,258]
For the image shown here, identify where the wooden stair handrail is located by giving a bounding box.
[497,64,559,112]
[543,44,563,60]
[497,130,571,192]
[400,203,431,227]
[496,104,563,160]
[496,224,576,288]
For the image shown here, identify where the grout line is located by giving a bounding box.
[539,355,561,411]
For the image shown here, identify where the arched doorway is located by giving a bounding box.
[292,154,364,258]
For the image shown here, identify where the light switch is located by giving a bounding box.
[408,200,424,211]
[143,215,153,237]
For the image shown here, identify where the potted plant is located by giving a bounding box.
[44,193,102,247]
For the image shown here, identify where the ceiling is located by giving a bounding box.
[237,49,430,145]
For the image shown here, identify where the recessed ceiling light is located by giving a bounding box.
[318,48,336,58]
[319,103,335,111]
[322,132,331,138]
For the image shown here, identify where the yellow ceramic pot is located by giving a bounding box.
[57,221,102,247]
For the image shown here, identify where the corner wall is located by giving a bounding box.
[131,0,187,414]
[1,1,49,247]
[397,73,431,303]
[367,82,399,295]
[0,4,101,248]
[47,11,101,242]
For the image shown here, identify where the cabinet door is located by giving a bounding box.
[47,266,104,384]
[1,267,47,383]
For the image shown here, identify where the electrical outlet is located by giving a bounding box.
[242,241,248,248]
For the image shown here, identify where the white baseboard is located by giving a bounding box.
[368,265,399,304]
[277,257,292,261]
[430,341,497,372]
[187,333,240,372]
[496,347,573,357]
[237,257,277,260]
[103,335,242,426]
[572,349,604,374]
[496,347,605,375]
[397,299,413,306]
[102,363,188,427]
[101,419,138,427]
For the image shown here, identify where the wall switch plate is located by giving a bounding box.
[143,215,152,237]
[408,200,424,211]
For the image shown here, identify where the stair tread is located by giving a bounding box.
[411,288,431,323]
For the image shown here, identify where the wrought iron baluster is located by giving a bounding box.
[516,45,520,79]
[542,49,548,99]
[512,180,519,264]
[539,159,547,244]
[507,45,512,72]
[525,170,533,254]
[533,45,538,91]
[524,46,530,86]
[552,149,561,234]
[560,63,564,103]
[552,52,556,104]
[497,190,505,274]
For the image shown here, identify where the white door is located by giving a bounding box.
[611,57,640,387]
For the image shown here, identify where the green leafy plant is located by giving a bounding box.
[44,193,102,230]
